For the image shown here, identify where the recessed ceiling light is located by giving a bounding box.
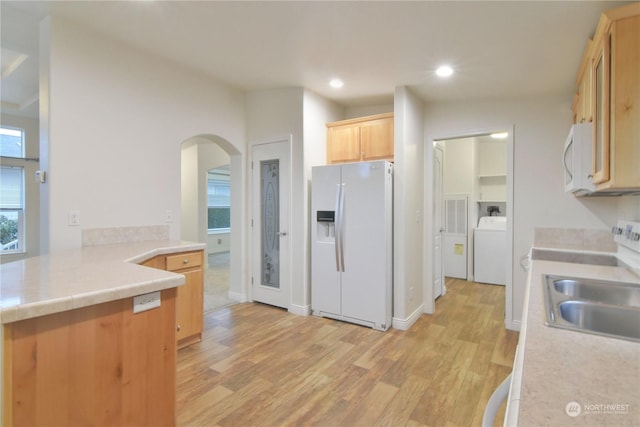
[329,78,344,89]
[435,65,454,78]
[490,132,509,139]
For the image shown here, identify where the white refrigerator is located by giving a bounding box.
[311,160,393,331]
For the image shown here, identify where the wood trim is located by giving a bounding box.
[603,2,640,22]
[575,38,593,87]
[592,31,611,184]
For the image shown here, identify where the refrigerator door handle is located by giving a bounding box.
[334,183,342,272]
[338,183,345,272]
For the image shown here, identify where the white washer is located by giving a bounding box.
[474,216,507,285]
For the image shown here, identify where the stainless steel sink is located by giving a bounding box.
[558,300,640,341]
[543,275,640,342]
[552,278,640,308]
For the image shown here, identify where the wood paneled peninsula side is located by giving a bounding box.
[0,240,205,427]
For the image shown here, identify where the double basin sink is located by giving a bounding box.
[544,275,640,342]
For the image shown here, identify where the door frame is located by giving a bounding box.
[423,126,514,329]
[433,144,445,298]
[249,137,293,310]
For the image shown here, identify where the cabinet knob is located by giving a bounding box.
[177,324,181,332]
[183,259,189,264]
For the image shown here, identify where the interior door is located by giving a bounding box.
[251,140,291,309]
[443,196,468,279]
[434,145,445,298]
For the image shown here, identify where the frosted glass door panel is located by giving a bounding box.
[261,159,280,289]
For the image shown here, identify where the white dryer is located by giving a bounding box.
[474,216,507,285]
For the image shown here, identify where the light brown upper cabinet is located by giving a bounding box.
[327,113,394,164]
[581,4,640,191]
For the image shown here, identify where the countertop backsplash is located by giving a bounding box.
[82,225,170,246]
[533,227,617,253]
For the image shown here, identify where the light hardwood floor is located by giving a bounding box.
[176,278,519,426]
[204,252,235,313]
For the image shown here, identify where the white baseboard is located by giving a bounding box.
[506,319,521,331]
[289,303,311,316]
[228,291,247,303]
[392,303,425,330]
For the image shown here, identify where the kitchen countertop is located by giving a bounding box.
[507,247,640,426]
[0,240,206,324]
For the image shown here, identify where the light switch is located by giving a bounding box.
[68,210,80,226]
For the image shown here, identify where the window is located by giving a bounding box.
[208,168,230,233]
[0,127,25,158]
[0,126,26,253]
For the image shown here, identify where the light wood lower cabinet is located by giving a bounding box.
[141,250,204,349]
[2,288,177,427]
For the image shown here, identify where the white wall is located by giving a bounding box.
[443,137,475,195]
[393,87,424,328]
[0,113,40,263]
[41,17,246,251]
[617,196,640,222]
[423,95,625,327]
[478,139,508,176]
[181,142,200,243]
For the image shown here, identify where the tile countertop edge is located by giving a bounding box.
[508,251,640,426]
[0,241,206,324]
[124,241,207,264]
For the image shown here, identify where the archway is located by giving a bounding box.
[180,134,245,312]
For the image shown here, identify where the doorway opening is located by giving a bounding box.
[426,128,514,327]
[181,135,242,313]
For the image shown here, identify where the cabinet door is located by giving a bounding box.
[592,31,611,184]
[360,117,394,161]
[608,17,640,189]
[176,267,204,347]
[327,124,360,164]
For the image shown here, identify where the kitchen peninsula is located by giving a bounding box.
[1,239,205,426]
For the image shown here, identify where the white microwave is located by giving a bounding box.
[563,122,595,194]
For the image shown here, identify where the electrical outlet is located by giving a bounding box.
[165,210,173,223]
[133,291,161,314]
[68,210,80,226]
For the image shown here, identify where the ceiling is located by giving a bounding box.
[0,0,634,120]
